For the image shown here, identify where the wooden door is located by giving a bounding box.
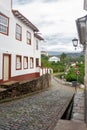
[3,54,10,81]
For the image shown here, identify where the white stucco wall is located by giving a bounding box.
[0,0,12,11]
[0,0,41,80]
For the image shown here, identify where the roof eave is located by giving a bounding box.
[34,33,44,40]
[12,10,39,32]
[76,15,87,45]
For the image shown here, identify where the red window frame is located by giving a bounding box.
[30,57,34,68]
[23,56,28,69]
[16,55,22,70]
[36,39,38,50]
[16,24,22,41]
[0,13,9,35]
[36,58,39,67]
[27,31,31,45]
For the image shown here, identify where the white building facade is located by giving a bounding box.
[48,56,60,63]
[76,0,87,123]
[0,0,44,83]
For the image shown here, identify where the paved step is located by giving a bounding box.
[54,120,87,130]
[0,88,6,92]
[0,81,19,89]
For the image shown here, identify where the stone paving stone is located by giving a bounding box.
[72,88,85,123]
[0,77,74,130]
[72,113,84,120]
[54,120,87,130]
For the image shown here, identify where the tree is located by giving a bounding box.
[65,63,85,84]
[60,52,67,62]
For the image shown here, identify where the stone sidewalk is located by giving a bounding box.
[54,120,87,130]
[54,83,87,130]
[0,77,74,130]
[72,88,85,122]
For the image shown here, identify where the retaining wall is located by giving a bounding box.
[0,74,51,100]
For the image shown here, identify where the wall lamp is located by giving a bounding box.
[72,38,78,50]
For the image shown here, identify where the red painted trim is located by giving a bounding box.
[36,58,39,67]
[0,72,40,84]
[0,79,3,84]
[30,57,34,69]
[27,31,31,45]
[15,24,22,41]
[36,39,39,50]
[16,55,22,70]
[0,13,9,36]
[23,56,28,69]
[12,10,39,32]
[3,54,11,81]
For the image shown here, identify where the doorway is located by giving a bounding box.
[3,54,11,81]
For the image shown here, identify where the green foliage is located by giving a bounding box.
[60,52,67,63]
[65,63,85,84]
[41,55,66,73]
[77,63,85,83]
[50,62,65,73]
[67,55,84,63]
[65,67,77,82]
[41,55,50,67]
[41,54,85,83]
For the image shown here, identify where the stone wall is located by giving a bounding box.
[0,74,51,100]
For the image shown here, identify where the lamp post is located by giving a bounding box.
[72,38,78,50]
[72,38,78,92]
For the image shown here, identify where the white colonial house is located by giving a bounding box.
[0,0,44,83]
[48,56,60,63]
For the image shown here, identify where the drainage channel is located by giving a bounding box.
[61,95,74,120]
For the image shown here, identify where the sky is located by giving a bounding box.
[12,0,87,53]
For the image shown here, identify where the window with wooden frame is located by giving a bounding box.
[16,24,22,41]
[0,13,9,35]
[36,58,39,67]
[23,56,28,69]
[30,57,34,68]
[36,39,39,50]
[16,55,22,70]
[27,31,31,45]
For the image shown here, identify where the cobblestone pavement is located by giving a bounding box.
[0,77,74,130]
[54,87,87,130]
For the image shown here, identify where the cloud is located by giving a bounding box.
[13,0,33,5]
[13,0,61,5]
[13,0,86,53]
[45,33,72,44]
[41,32,83,53]
[41,41,82,53]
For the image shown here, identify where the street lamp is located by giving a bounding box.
[72,38,78,50]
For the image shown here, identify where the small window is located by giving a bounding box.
[16,24,22,41]
[0,13,9,35]
[24,56,28,69]
[16,55,22,70]
[36,58,39,67]
[27,31,31,45]
[30,57,34,68]
[36,39,38,50]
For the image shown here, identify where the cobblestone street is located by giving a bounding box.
[0,77,75,130]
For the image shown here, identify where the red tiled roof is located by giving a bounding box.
[12,10,39,32]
